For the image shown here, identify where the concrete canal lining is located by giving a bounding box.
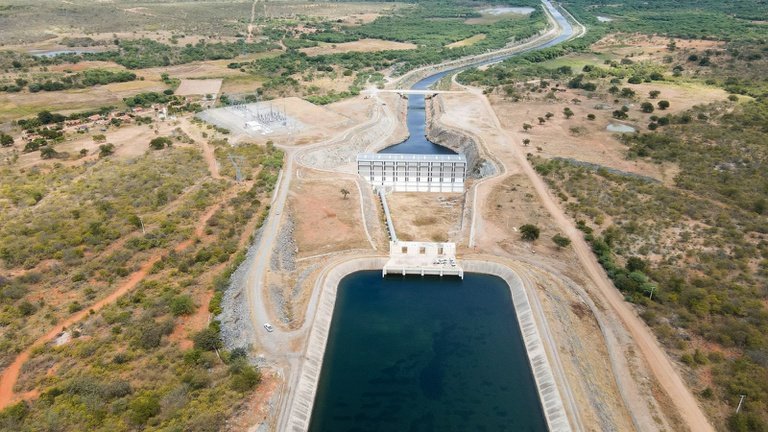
[283,257,571,432]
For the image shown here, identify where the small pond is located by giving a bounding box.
[606,123,636,133]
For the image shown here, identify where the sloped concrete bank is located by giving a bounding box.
[462,260,571,432]
[426,97,497,178]
[282,257,571,432]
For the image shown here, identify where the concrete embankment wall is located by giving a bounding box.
[284,257,571,432]
[426,98,497,179]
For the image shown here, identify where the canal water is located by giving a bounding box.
[380,0,573,156]
[309,271,547,432]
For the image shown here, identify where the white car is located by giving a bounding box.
[263,323,274,332]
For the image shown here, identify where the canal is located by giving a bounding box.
[380,0,573,156]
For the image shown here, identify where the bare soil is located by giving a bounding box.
[288,174,369,258]
[386,192,464,242]
[175,79,223,96]
[300,38,416,56]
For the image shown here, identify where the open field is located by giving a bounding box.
[446,34,487,48]
[299,38,416,56]
[485,79,728,184]
[386,192,463,242]
[288,175,368,257]
[0,1,405,45]
[464,6,536,25]
[176,79,223,97]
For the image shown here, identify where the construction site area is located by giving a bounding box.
[206,4,717,431]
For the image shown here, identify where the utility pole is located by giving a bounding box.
[139,216,145,235]
[649,285,655,300]
[736,394,746,414]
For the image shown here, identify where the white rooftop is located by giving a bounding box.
[357,153,466,162]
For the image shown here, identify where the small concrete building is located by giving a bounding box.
[383,241,463,278]
[357,153,466,193]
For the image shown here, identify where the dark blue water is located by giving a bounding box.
[380,0,573,155]
[309,272,547,432]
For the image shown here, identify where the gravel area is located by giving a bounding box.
[291,263,321,300]
[218,228,263,353]
[270,216,296,272]
[299,101,397,170]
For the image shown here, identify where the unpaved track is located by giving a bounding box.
[179,121,222,179]
[246,0,259,43]
[467,86,714,432]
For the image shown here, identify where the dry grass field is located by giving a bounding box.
[386,192,464,242]
[300,38,416,56]
[288,175,368,257]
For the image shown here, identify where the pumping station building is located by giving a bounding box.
[357,153,467,193]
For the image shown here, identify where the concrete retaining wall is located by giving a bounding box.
[284,257,571,432]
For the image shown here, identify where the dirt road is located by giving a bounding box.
[467,86,715,432]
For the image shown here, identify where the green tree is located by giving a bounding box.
[149,136,172,150]
[522,122,533,132]
[544,112,554,120]
[98,143,115,158]
[658,100,670,110]
[340,188,350,200]
[40,146,57,159]
[612,110,628,120]
[649,90,661,99]
[641,102,655,113]
[552,234,571,248]
[519,224,540,241]
[563,107,574,119]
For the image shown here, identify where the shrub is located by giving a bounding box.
[552,234,571,248]
[170,295,196,316]
[228,358,261,392]
[519,224,540,241]
[128,392,161,425]
[193,324,222,351]
[0,133,13,147]
[149,136,172,150]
